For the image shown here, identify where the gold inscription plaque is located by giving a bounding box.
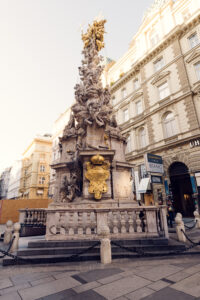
[85,154,110,200]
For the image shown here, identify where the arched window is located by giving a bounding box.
[163,112,177,138]
[139,127,147,148]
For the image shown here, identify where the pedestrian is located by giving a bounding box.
[167,201,174,228]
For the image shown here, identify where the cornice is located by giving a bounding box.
[131,91,143,100]
[192,81,200,95]
[186,49,200,63]
[151,71,170,85]
[110,14,200,93]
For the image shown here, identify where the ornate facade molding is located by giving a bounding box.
[186,49,200,63]
[151,71,171,85]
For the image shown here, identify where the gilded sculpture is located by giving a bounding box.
[82,19,106,51]
[85,155,110,200]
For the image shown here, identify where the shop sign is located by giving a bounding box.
[190,138,200,148]
[190,176,197,194]
[145,153,164,174]
[151,175,163,184]
[164,180,169,195]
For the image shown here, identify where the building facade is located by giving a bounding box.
[106,0,200,216]
[7,160,22,199]
[48,108,71,198]
[0,167,11,199]
[19,135,52,199]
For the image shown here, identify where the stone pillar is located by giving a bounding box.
[10,223,21,253]
[146,209,158,234]
[175,213,186,243]
[100,238,112,264]
[3,220,13,245]
[160,207,169,239]
[194,210,200,229]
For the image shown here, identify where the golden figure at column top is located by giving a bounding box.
[82,19,106,51]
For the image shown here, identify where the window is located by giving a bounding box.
[40,165,45,172]
[139,127,147,148]
[136,100,143,115]
[121,88,127,99]
[133,79,139,90]
[123,108,129,122]
[112,96,116,106]
[163,112,177,138]
[188,33,199,49]
[158,82,170,100]
[39,177,45,184]
[154,57,164,72]
[125,135,131,154]
[194,62,200,80]
[150,30,159,47]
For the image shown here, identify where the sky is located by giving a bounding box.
[0,0,153,173]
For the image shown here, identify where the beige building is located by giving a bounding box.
[19,134,52,199]
[105,0,200,216]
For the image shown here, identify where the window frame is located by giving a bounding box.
[158,81,170,100]
[188,32,199,49]
[135,100,143,115]
[154,57,164,72]
[123,108,129,122]
[163,112,177,138]
[194,61,200,81]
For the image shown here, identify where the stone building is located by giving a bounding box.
[0,167,11,199]
[105,0,200,216]
[19,134,52,199]
[7,160,22,199]
[48,108,71,198]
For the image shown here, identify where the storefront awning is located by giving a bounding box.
[138,178,151,193]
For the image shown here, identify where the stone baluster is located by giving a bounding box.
[128,211,134,233]
[108,212,113,234]
[194,210,200,229]
[90,212,97,234]
[3,220,13,244]
[112,212,119,234]
[77,212,84,235]
[120,211,127,234]
[86,212,92,235]
[69,212,75,236]
[143,212,147,232]
[136,211,142,233]
[64,212,70,234]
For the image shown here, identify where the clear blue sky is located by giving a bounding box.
[0,0,153,172]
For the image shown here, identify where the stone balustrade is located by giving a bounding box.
[19,206,168,240]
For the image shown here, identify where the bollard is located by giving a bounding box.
[10,223,21,253]
[175,213,186,243]
[99,225,112,264]
[194,210,200,229]
[3,220,13,245]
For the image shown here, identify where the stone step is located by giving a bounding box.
[27,237,168,249]
[17,243,185,256]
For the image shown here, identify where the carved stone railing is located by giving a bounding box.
[19,209,47,236]
[19,206,168,240]
[45,206,168,240]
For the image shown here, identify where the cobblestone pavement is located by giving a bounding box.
[0,255,200,299]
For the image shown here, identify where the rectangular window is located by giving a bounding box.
[188,33,199,49]
[39,177,45,184]
[123,108,129,122]
[154,57,164,72]
[112,96,116,106]
[125,135,131,153]
[121,88,127,99]
[158,82,170,100]
[40,165,45,172]
[195,62,200,80]
[133,79,139,90]
[136,100,143,115]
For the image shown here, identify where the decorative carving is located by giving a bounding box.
[82,19,106,51]
[59,171,80,203]
[85,155,110,200]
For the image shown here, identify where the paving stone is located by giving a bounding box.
[166,271,191,282]
[171,272,200,297]
[77,268,123,283]
[37,288,77,299]
[0,283,31,295]
[142,287,195,300]
[120,270,138,277]
[0,278,13,290]
[126,286,154,300]
[115,297,129,300]
[73,281,101,293]
[147,280,170,291]
[11,272,51,285]
[184,264,200,275]
[137,264,182,281]
[18,276,81,300]
[53,271,78,279]
[94,275,151,300]
[97,273,123,284]
[30,276,55,286]
[0,291,22,300]
[72,274,87,284]
[71,289,107,300]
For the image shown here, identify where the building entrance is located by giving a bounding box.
[169,162,195,217]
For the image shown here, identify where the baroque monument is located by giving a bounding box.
[45,19,166,241]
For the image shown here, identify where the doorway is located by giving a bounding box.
[169,162,195,217]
